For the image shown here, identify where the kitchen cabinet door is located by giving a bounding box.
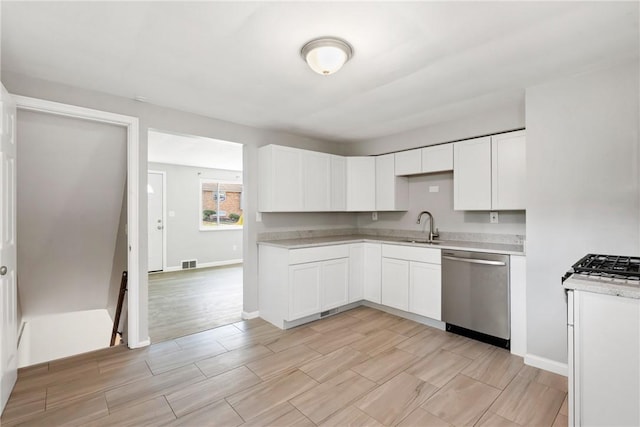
[349,244,364,303]
[363,243,382,303]
[492,130,526,210]
[288,263,321,321]
[346,157,376,211]
[381,258,409,311]
[303,150,331,211]
[572,291,639,426]
[408,261,441,320]
[258,145,304,212]
[394,148,422,175]
[421,144,453,173]
[330,155,346,211]
[453,137,492,210]
[321,258,349,311]
[376,153,408,211]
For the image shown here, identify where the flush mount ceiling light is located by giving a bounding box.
[301,37,353,76]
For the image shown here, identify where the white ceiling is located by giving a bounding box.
[2,2,638,143]
[148,130,243,171]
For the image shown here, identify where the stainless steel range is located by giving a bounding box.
[563,253,640,427]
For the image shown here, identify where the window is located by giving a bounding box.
[200,179,243,230]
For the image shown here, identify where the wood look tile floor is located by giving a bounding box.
[148,265,243,343]
[1,307,568,426]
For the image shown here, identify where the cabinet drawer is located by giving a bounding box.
[289,245,350,265]
[382,244,440,264]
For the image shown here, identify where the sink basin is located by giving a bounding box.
[403,239,441,245]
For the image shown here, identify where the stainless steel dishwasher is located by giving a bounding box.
[442,250,510,348]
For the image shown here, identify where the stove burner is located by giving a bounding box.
[571,254,640,280]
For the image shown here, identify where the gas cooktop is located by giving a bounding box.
[563,254,640,282]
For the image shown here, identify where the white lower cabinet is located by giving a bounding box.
[289,263,321,320]
[363,243,382,303]
[509,255,526,356]
[321,258,349,311]
[381,244,442,320]
[409,261,441,320]
[289,257,349,319]
[381,258,410,311]
[259,244,349,328]
[568,290,639,427]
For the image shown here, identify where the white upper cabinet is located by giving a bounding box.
[453,131,526,211]
[492,130,526,210]
[346,157,376,211]
[259,145,349,212]
[394,148,422,175]
[303,150,331,212]
[259,144,304,212]
[453,136,493,210]
[330,155,347,211]
[395,144,453,176]
[421,144,453,173]
[376,154,408,211]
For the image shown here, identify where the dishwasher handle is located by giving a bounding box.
[442,255,506,267]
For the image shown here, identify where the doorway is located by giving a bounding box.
[146,130,244,342]
[8,96,146,372]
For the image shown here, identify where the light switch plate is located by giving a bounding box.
[168,211,176,217]
[429,186,439,193]
[490,211,499,224]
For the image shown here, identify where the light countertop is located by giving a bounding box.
[563,275,640,299]
[257,234,525,256]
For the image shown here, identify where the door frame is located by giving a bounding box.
[12,95,147,349]
[147,170,166,272]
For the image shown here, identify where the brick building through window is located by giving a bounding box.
[201,181,243,227]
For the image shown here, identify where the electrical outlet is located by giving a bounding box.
[429,186,439,193]
[490,211,499,224]
[372,212,378,221]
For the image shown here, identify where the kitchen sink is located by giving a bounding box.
[403,239,441,245]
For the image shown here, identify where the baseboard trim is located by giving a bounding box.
[129,337,151,349]
[163,259,243,273]
[525,354,568,377]
[242,311,259,320]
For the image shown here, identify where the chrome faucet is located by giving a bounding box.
[417,211,439,241]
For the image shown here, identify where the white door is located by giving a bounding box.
[147,171,164,272]
[0,84,18,414]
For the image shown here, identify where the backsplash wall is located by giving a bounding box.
[357,171,526,237]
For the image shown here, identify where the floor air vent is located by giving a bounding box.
[320,308,338,318]
[181,260,197,269]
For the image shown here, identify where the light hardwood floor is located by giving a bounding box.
[148,265,243,343]
[1,307,568,426]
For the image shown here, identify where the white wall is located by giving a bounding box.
[344,101,525,156]
[525,59,639,366]
[357,171,526,236]
[16,110,127,318]
[148,162,243,268]
[2,71,351,341]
